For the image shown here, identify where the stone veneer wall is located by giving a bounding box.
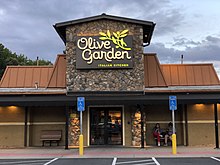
[66,20,144,91]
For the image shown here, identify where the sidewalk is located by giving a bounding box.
[0,146,219,159]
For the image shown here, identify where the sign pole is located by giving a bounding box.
[172,109,177,154]
[77,97,85,156]
[80,110,82,135]
[169,96,177,155]
[79,110,83,155]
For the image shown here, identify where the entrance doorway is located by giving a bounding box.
[90,107,122,145]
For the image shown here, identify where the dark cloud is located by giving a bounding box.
[146,40,220,77]
[146,42,183,63]
[146,35,220,63]
[1,0,219,68]
[0,0,184,61]
[102,0,184,36]
[206,36,220,43]
[150,8,184,36]
[172,37,201,47]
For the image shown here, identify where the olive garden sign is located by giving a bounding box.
[76,30,133,69]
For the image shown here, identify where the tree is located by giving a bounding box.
[0,43,52,79]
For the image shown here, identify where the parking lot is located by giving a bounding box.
[0,157,219,165]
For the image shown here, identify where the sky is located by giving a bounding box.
[1,0,220,74]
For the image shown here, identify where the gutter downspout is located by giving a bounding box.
[214,103,219,149]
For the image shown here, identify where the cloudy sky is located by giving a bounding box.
[1,0,220,73]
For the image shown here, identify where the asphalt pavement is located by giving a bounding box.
[157,157,220,165]
[0,157,220,165]
[0,146,220,158]
[0,146,220,164]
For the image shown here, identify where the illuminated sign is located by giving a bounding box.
[76,30,133,69]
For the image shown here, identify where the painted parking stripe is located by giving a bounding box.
[44,158,59,165]
[211,157,220,162]
[0,159,51,164]
[116,159,155,164]
[152,157,160,165]
[112,157,117,165]
[132,163,155,165]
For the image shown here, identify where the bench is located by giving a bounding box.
[154,137,165,145]
[40,130,62,146]
[154,136,172,146]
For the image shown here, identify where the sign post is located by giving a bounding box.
[169,96,177,155]
[77,97,85,156]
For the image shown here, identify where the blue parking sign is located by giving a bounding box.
[77,97,85,111]
[169,96,177,110]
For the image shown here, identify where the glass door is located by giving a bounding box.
[90,109,105,145]
[90,107,122,145]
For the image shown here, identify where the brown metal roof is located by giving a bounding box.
[144,54,167,87]
[161,64,220,86]
[0,66,53,88]
[1,52,219,92]
[47,54,66,88]
[144,53,220,88]
[0,54,66,89]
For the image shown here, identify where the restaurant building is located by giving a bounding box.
[0,14,219,148]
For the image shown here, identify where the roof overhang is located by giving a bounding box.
[144,86,220,93]
[1,89,220,106]
[54,13,156,45]
[0,88,66,95]
[2,86,220,106]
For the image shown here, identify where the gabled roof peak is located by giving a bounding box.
[54,13,155,45]
[54,13,155,27]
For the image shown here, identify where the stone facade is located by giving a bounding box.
[66,20,144,91]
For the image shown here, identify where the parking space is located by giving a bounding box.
[0,158,56,165]
[0,157,219,165]
[157,157,220,165]
[49,158,113,165]
[211,157,220,162]
[51,157,220,165]
[114,158,159,165]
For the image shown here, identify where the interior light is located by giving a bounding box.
[195,104,204,106]
[135,111,141,118]
[8,106,18,111]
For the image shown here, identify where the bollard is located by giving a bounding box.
[172,134,177,154]
[79,134,84,155]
